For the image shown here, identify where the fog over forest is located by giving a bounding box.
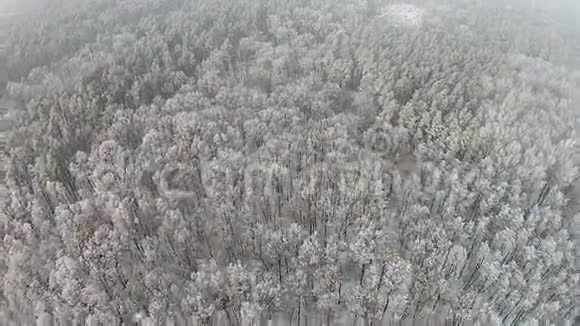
[0,0,579,325]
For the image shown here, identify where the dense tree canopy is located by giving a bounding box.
[0,0,578,324]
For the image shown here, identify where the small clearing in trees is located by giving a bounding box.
[380,3,425,27]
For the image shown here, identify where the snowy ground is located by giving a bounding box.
[380,3,425,27]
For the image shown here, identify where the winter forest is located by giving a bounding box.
[0,0,579,325]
